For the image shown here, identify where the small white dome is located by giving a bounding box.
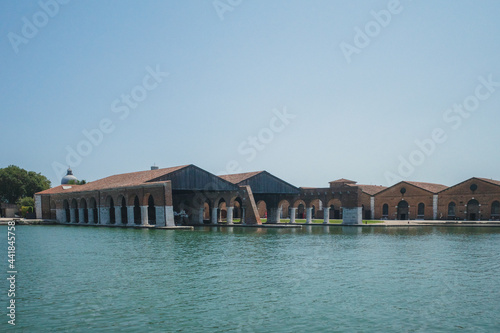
[61,168,78,185]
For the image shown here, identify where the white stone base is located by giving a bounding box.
[342,207,362,225]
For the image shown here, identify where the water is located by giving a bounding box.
[2,225,500,332]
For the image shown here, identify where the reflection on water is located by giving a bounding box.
[3,225,500,332]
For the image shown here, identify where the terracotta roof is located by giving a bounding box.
[329,178,357,184]
[219,171,264,184]
[404,181,448,193]
[476,178,500,187]
[351,184,387,195]
[36,165,189,195]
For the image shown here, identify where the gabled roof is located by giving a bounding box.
[438,177,500,194]
[375,180,448,196]
[351,184,387,196]
[329,178,357,184]
[219,171,299,194]
[36,165,190,194]
[219,171,264,184]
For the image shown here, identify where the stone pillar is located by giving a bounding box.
[342,207,362,225]
[70,209,76,223]
[433,195,438,220]
[56,209,65,223]
[165,206,175,226]
[99,207,110,225]
[323,207,330,224]
[268,207,280,224]
[198,207,205,225]
[212,207,218,225]
[141,206,148,226]
[155,206,164,226]
[241,207,246,224]
[306,207,313,224]
[88,208,94,224]
[290,208,297,224]
[114,206,122,226]
[78,208,85,224]
[127,206,135,226]
[227,207,234,225]
[370,196,375,220]
[35,195,42,219]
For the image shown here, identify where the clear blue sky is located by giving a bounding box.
[1,0,499,188]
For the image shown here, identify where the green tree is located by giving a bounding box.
[0,165,51,204]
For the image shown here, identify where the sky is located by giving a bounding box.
[1,0,499,188]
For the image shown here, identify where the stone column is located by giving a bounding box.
[127,206,134,226]
[78,208,85,224]
[433,195,438,220]
[323,207,330,224]
[290,208,297,223]
[70,209,76,224]
[212,207,218,225]
[198,207,205,225]
[343,207,363,225]
[227,207,234,224]
[306,207,313,224]
[56,209,65,223]
[241,207,246,225]
[165,206,175,227]
[99,207,110,225]
[141,206,148,226]
[88,208,94,224]
[268,207,280,224]
[114,206,122,226]
[370,197,375,220]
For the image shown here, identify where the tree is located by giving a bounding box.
[0,165,51,204]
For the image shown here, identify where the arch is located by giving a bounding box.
[256,200,267,219]
[293,199,306,209]
[233,198,243,222]
[133,196,141,225]
[466,199,480,221]
[80,198,88,223]
[278,199,290,219]
[397,200,409,220]
[327,198,342,219]
[382,203,389,219]
[491,201,500,220]
[417,203,425,218]
[63,199,70,223]
[297,203,306,219]
[148,194,156,225]
[447,202,456,219]
[310,199,323,219]
[119,196,128,225]
[217,198,227,222]
[71,199,79,223]
[203,201,211,222]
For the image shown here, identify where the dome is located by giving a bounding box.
[61,167,78,185]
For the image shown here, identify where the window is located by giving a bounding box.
[448,202,456,217]
[418,203,425,217]
[382,204,389,216]
[492,201,500,216]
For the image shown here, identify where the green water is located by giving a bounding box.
[2,225,500,332]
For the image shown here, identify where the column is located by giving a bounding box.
[306,207,313,224]
[127,206,134,226]
[69,209,76,223]
[370,197,375,220]
[269,207,280,224]
[115,206,122,226]
[290,208,297,224]
[165,206,175,227]
[433,195,438,220]
[241,207,246,225]
[323,207,330,224]
[78,208,85,224]
[227,207,234,225]
[198,207,205,225]
[141,206,148,226]
[56,209,65,223]
[99,207,109,225]
[212,207,218,225]
[88,208,94,224]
